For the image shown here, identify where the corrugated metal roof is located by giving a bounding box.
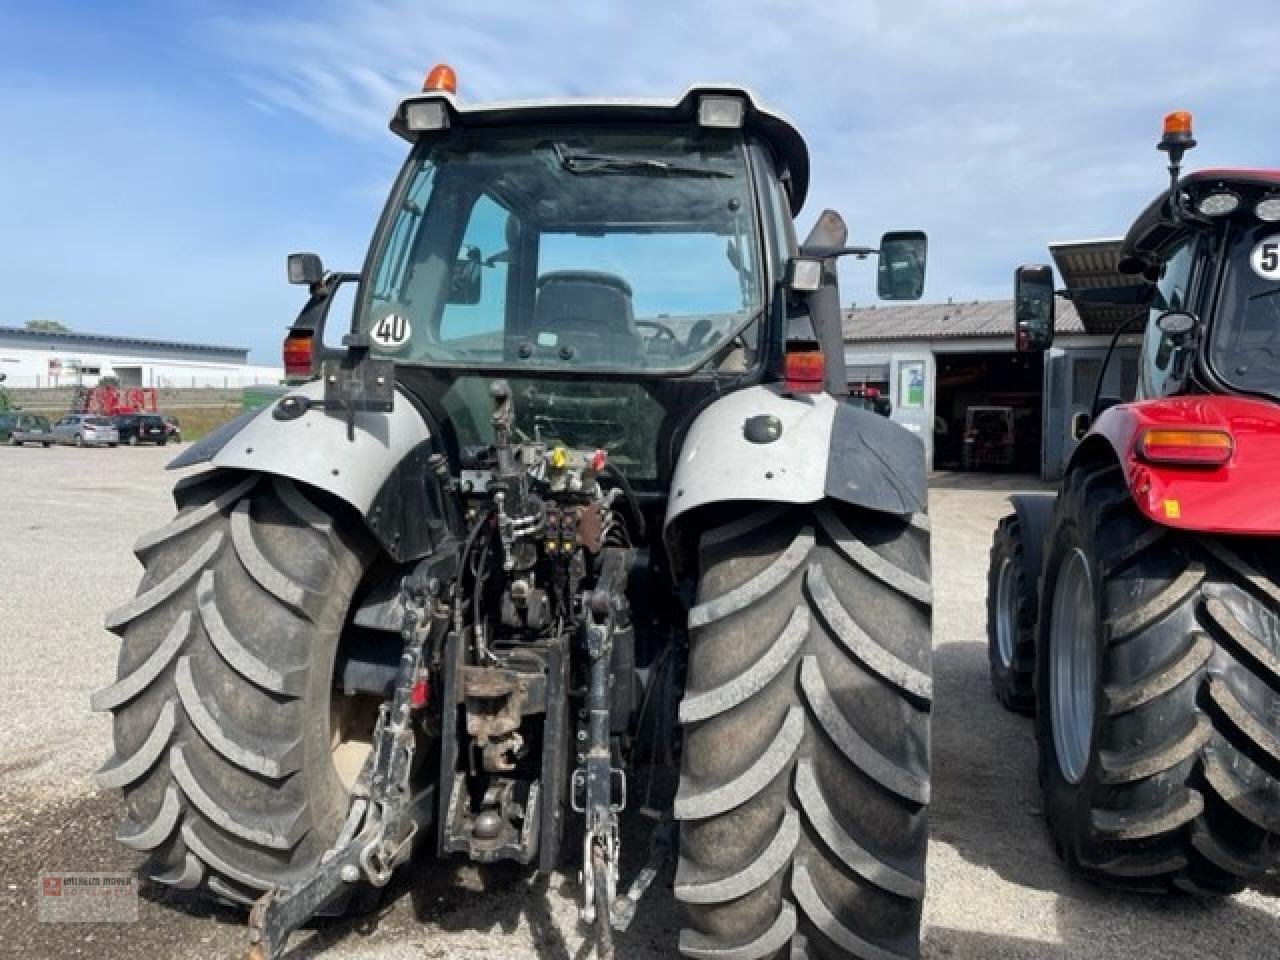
[843,298,1084,343]
[0,326,248,359]
[1049,237,1148,334]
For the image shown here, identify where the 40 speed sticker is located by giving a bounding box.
[1250,236,1280,280]
[371,312,411,349]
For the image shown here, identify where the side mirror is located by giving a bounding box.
[1071,411,1092,441]
[287,252,324,286]
[877,231,927,300]
[1156,310,1196,339]
[447,246,483,305]
[1014,265,1055,352]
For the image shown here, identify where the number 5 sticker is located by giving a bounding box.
[1250,237,1280,279]
[371,312,411,349]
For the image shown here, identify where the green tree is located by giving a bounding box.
[24,319,71,333]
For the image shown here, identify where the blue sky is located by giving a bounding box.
[2,1,1277,362]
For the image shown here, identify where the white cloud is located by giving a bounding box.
[206,0,1280,304]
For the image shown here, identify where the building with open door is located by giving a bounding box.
[843,238,1144,478]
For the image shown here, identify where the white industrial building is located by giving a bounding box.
[0,326,281,389]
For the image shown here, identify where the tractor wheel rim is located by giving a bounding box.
[995,557,1017,669]
[1049,547,1096,785]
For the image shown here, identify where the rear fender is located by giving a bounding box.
[664,385,926,568]
[168,380,440,562]
[1071,395,1280,535]
[1007,493,1057,592]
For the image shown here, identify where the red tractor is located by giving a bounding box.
[988,111,1280,894]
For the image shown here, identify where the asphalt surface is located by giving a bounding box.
[1,445,1277,958]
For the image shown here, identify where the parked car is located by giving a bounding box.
[161,415,182,443]
[6,413,53,446]
[114,413,168,446]
[51,414,119,447]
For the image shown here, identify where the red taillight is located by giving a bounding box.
[410,677,429,708]
[1137,428,1233,465]
[784,349,824,394]
[282,330,314,379]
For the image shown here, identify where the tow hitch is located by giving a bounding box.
[246,573,447,960]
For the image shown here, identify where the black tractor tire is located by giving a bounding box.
[1036,462,1280,893]
[94,470,378,910]
[675,503,932,960]
[987,513,1037,715]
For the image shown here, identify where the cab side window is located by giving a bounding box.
[1140,237,1198,398]
[438,193,514,350]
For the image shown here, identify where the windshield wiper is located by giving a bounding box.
[551,142,730,178]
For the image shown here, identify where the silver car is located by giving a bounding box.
[6,412,53,446]
[51,414,119,447]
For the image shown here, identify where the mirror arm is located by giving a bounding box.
[1089,313,1143,419]
[799,244,878,259]
[292,272,363,362]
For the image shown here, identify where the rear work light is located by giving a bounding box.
[1137,428,1233,465]
[283,330,315,379]
[697,94,745,129]
[784,349,825,394]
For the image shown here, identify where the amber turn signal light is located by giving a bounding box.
[1137,427,1232,465]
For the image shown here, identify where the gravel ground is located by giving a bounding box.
[1,445,1277,958]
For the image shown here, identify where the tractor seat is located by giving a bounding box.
[534,271,640,364]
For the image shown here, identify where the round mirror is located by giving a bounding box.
[1156,310,1196,337]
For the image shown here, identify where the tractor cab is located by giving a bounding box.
[1121,167,1280,403]
[1015,113,1280,413]
[280,72,927,497]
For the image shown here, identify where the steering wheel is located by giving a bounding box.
[636,319,679,347]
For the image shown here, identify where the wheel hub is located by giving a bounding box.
[1049,547,1097,785]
